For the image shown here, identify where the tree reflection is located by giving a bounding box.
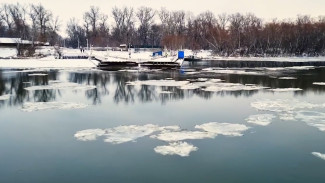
[1,67,325,110]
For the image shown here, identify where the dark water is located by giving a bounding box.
[1,63,325,183]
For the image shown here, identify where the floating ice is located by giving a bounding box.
[195,122,250,137]
[75,124,181,144]
[267,88,303,92]
[296,111,325,132]
[104,124,167,144]
[246,114,276,126]
[313,82,325,86]
[28,73,48,76]
[74,129,106,141]
[278,77,297,80]
[126,80,189,87]
[202,83,268,92]
[251,99,321,113]
[21,102,88,112]
[205,69,262,75]
[312,152,325,161]
[151,130,215,142]
[24,82,96,91]
[154,142,198,157]
[179,83,200,90]
[0,94,10,101]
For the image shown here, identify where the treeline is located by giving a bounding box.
[0,3,61,46]
[1,3,325,56]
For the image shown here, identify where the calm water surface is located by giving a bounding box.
[1,62,325,183]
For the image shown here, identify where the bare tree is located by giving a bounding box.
[136,6,155,46]
[111,6,135,45]
[30,3,52,42]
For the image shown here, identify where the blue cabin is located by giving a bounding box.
[153,51,163,57]
[178,51,184,59]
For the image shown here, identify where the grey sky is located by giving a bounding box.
[2,0,325,37]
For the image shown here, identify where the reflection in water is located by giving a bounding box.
[1,67,325,109]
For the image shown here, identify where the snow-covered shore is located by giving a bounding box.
[1,47,325,69]
[0,56,99,69]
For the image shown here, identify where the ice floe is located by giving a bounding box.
[246,114,276,126]
[28,73,48,76]
[103,124,180,144]
[75,124,181,144]
[251,99,325,131]
[251,99,321,113]
[296,111,325,132]
[0,94,10,101]
[313,82,325,86]
[75,122,250,157]
[21,102,88,112]
[195,122,250,137]
[278,77,297,80]
[151,130,215,142]
[267,88,303,92]
[24,82,96,91]
[126,80,189,87]
[312,152,325,161]
[154,142,198,157]
[74,129,106,141]
[202,83,268,92]
[203,68,262,75]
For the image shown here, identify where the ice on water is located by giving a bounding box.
[313,82,325,86]
[246,114,276,126]
[251,99,325,131]
[195,122,250,137]
[267,88,303,92]
[24,82,96,91]
[21,102,88,112]
[154,142,198,157]
[75,122,250,157]
[74,129,106,141]
[0,94,10,101]
[312,152,325,161]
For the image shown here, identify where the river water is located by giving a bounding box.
[1,61,325,183]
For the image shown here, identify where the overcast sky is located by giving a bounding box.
[2,0,325,37]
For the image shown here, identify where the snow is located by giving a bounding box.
[0,48,17,58]
[246,114,276,126]
[0,57,99,69]
[24,82,96,91]
[21,102,88,112]
[154,142,198,157]
[312,152,325,161]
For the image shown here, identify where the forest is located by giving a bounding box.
[1,3,325,56]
